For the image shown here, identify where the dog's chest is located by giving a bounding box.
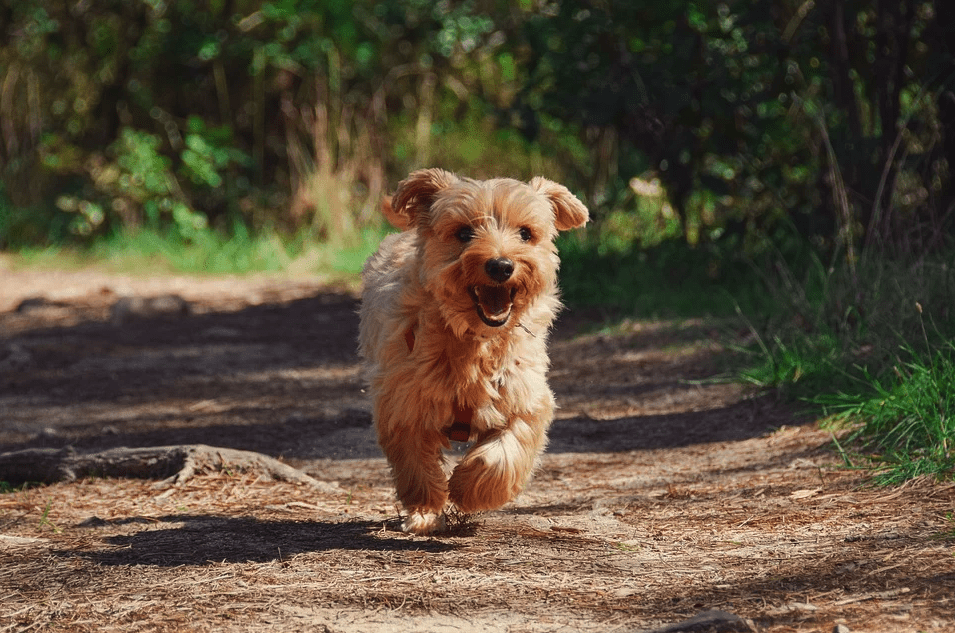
[445,336,544,403]
[401,322,547,416]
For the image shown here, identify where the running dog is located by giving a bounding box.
[359,168,588,534]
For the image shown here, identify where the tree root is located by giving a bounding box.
[0,445,339,493]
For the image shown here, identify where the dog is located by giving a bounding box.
[358,168,588,534]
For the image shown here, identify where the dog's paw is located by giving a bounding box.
[401,511,447,535]
[448,456,518,513]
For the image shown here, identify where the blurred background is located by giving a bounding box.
[2,0,951,263]
[1,1,954,478]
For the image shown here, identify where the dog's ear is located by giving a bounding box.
[530,177,590,231]
[388,168,458,230]
[380,196,406,230]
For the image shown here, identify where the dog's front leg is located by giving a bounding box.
[376,417,450,534]
[447,408,550,513]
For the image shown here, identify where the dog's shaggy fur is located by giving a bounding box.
[358,168,588,534]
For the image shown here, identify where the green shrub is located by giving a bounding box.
[558,234,771,320]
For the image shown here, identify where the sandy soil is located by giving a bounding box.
[1,263,953,632]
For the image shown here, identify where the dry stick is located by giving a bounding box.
[864,81,933,255]
[788,88,858,285]
[832,586,911,606]
[814,108,857,285]
[865,123,908,254]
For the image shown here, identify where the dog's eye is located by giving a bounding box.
[455,226,475,243]
[518,227,534,242]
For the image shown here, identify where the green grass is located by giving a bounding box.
[734,249,955,485]
[815,339,955,485]
[38,498,61,533]
[734,328,846,394]
[97,225,295,274]
[939,513,955,542]
[10,223,388,279]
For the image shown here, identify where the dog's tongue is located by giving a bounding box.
[476,285,512,318]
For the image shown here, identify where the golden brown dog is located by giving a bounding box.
[359,168,588,534]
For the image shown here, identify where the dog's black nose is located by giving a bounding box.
[485,257,514,282]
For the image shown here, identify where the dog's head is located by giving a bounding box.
[386,168,589,335]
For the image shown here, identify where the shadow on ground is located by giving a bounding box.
[2,289,799,461]
[63,516,454,567]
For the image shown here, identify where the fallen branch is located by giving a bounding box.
[0,445,339,493]
[832,586,911,606]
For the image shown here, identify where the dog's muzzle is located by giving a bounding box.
[470,257,516,327]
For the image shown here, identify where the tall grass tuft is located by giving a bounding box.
[740,248,955,483]
[284,68,386,247]
[816,333,955,484]
[739,249,955,386]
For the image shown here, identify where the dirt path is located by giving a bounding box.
[1,266,953,632]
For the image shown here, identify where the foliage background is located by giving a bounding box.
[3,0,950,254]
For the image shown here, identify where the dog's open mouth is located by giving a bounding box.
[469,285,516,328]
